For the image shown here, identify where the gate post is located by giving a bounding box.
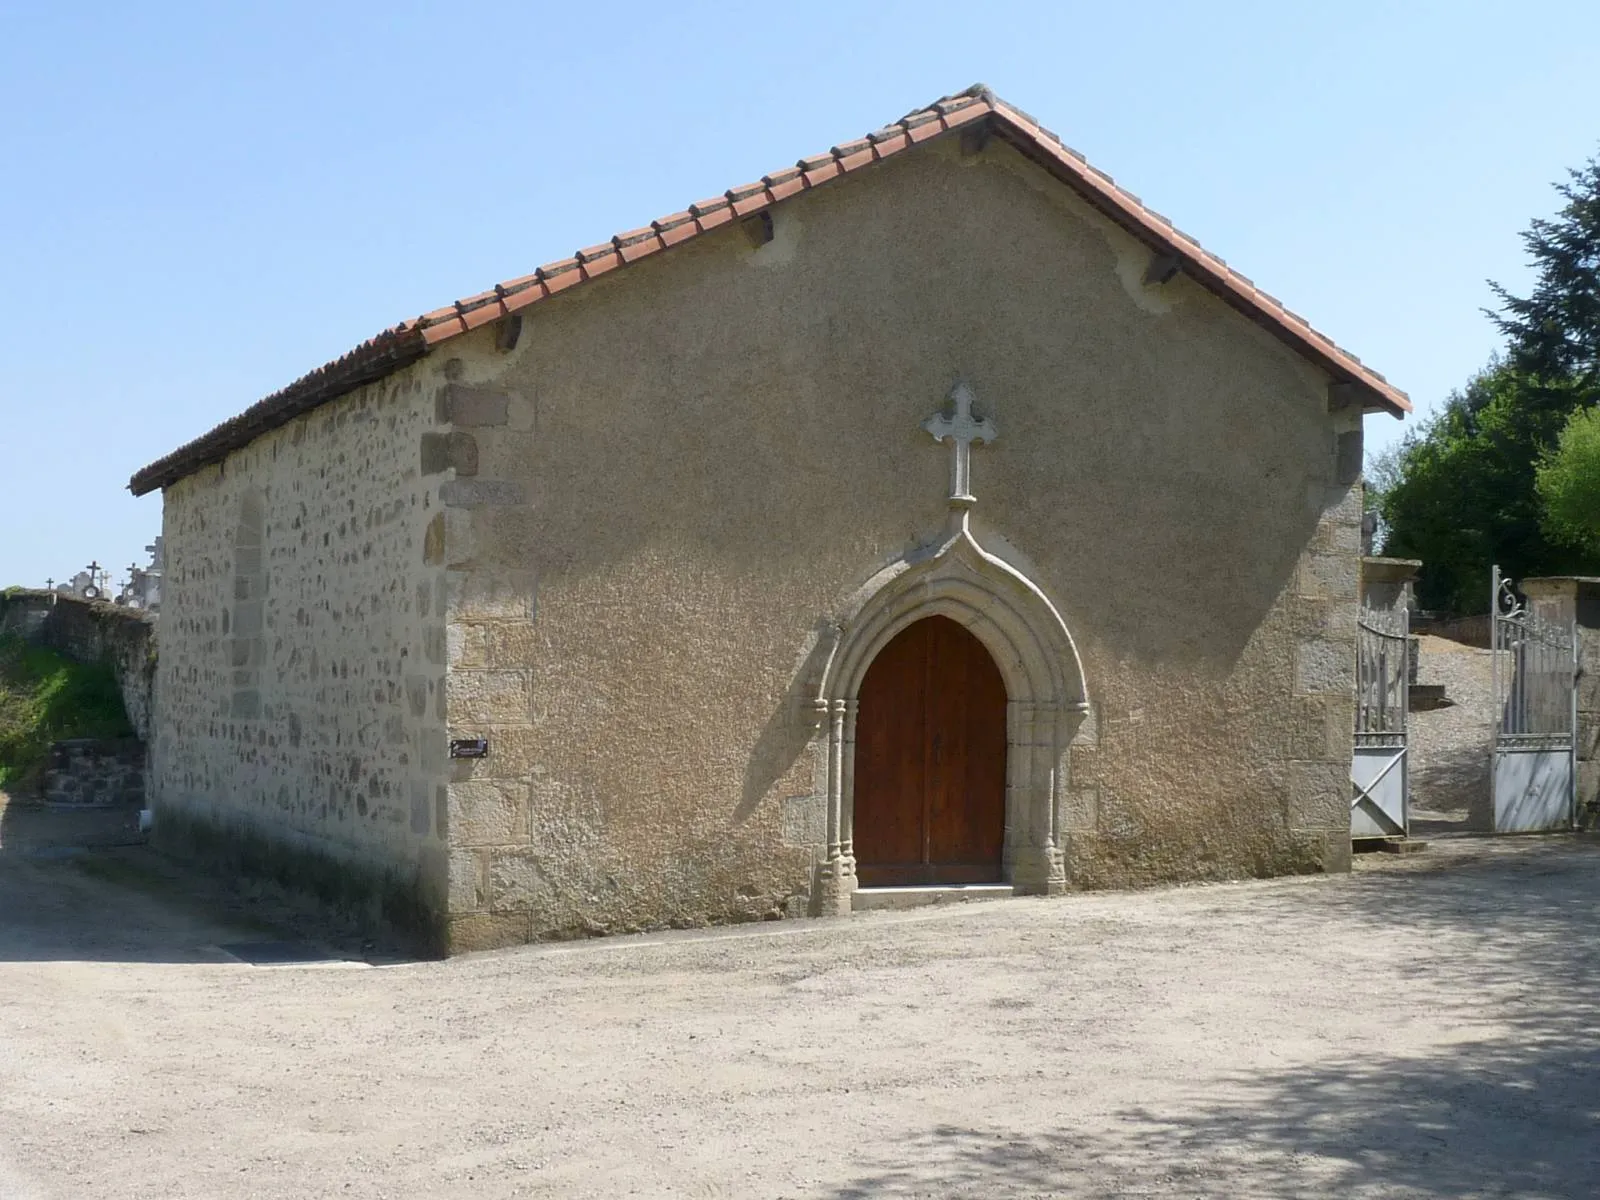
[1351,557,1419,843]
[1521,578,1600,831]
[1361,557,1422,683]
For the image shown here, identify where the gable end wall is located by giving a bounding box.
[435,136,1365,949]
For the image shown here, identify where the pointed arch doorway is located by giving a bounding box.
[852,615,1008,886]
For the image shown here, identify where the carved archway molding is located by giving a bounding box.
[807,506,1090,914]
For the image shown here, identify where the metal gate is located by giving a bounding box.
[1352,602,1409,839]
[1491,566,1577,832]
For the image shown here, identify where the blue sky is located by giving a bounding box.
[2,2,1597,590]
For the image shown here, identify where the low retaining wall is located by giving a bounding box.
[0,591,156,741]
[42,738,146,808]
[1413,613,1492,650]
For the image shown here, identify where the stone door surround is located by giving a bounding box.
[807,502,1089,912]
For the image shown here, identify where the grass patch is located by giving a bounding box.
[0,635,133,791]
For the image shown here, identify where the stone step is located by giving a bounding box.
[851,884,1014,912]
[1354,836,1429,855]
[1410,684,1452,710]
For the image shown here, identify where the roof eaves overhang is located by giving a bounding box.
[128,326,429,496]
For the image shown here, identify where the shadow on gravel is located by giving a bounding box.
[1410,743,1494,834]
[0,843,261,965]
[824,840,1600,1199]
[0,801,376,965]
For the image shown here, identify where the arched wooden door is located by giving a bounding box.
[852,615,1007,886]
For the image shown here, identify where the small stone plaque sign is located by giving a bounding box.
[449,738,490,759]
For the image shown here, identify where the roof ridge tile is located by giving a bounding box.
[933,94,983,116]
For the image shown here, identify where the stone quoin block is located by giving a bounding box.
[446,670,531,724]
[448,848,486,912]
[420,431,480,476]
[488,849,553,912]
[1335,431,1363,485]
[436,383,511,427]
[422,514,445,565]
[1299,552,1359,600]
[446,570,537,622]
[484,623,543,669]
[448,779,530,846]
[1296,639,1353,695]
[1288,760,1350,828]
[447,623,488,670]
[447,912,534,953]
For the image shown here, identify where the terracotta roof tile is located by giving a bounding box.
[503,285,546,314]
[938,102,989,129]
[765,173,806,202]
[801,160,843,188]
[616,235,663,264]
[835,146,875,172]
[652,212,697,247]
[870,131,910,158]
[129,82,1408,495]
[692,205,735,232]
[538,262,584,296]
[459,302,504,333]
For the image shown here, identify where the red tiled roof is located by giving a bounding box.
[129,84,1409,496]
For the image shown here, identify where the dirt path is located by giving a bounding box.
[1408,635,1500,833]
[2,836,1596,1198]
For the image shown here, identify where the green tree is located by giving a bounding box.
[1536,406,1600,551]
[1489,154,1600,391]
[1379,149,1600,612]
[1380,362,1569,612]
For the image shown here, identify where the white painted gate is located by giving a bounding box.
[1352,603,1409,839]
[1491,566,1577,833]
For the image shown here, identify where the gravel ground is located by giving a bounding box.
[2,835,1597,1199]
[1409,635,1501,834]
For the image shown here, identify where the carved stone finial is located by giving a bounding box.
[922,382,997,507]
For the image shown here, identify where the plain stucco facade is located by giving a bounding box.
[151,134,1364,953]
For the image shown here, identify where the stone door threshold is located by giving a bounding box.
[851,884,1014,912]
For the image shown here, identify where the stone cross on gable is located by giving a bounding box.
[922,382,997,505]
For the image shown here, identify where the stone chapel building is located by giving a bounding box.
[130,86,1409,953]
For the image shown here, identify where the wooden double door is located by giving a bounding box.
[852,616,1008,886]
